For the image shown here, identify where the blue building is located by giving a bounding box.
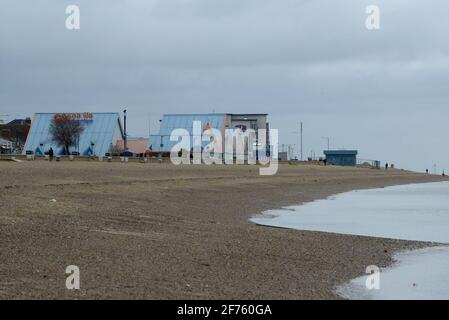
[324,150,358,166]
[23,112,124,156]
[151,114,228,152]
[150,113,269,156]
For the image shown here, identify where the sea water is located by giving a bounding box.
[337,246,449,300]
[250,181,449,299]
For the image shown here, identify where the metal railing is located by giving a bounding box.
[357,158,381,169]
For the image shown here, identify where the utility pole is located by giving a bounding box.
[159,119,163,158]
[148,112,152,153]
[300,122,303,161]
[123,109,127,152]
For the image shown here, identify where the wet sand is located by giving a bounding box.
[0,161,446,299]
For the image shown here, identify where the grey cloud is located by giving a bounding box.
[1,0,448,171]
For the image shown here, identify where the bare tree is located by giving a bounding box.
[49,114,85,155]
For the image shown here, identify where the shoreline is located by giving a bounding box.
[248,180,449,299]
[1,162,448,299]
[336,244,449,299]
[250,179,449,220]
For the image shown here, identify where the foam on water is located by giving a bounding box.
[250,181,449,299]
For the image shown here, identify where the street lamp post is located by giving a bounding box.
[159,119,163,159]
[123,109,127,153]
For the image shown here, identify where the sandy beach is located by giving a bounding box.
[0,161,447,299]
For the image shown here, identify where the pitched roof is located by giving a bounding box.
[150,113,227,152]
[23,113,123,156]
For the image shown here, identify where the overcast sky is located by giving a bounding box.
[1,0,448,172]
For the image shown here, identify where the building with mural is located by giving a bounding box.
[150,113,270,158]
[23,112,124,156]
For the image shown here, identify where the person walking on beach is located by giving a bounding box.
[48,147,54,162]
[385,163,389,170]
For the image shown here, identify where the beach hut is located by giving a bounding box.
[324,150,358,166]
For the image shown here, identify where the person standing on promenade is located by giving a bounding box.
[48,147,54,162]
